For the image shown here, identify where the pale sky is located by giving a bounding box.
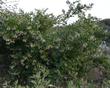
[7,0,110,19]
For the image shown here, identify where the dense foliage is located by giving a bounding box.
[0,0,110,88]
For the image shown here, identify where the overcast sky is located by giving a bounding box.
[8,0,110,19]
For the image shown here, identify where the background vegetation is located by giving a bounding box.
[0,0,110,88]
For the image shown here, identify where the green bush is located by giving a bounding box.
[0,0,110,88]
